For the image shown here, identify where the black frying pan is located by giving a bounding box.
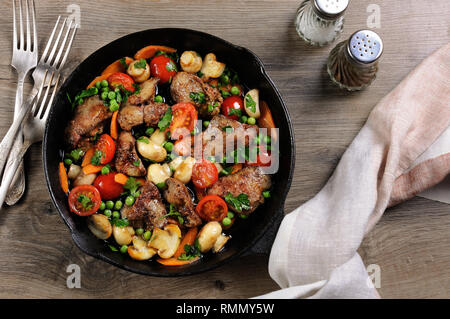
[43,28,295,276]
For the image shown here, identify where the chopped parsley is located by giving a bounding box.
[137,136,150,144]
[222,126,233,132]
[220,166,234,176]
[111,217,129,227]
[134,58,147,69]
[71,87,98,110]
[133,160,141,167]
[158,107,172,131]
[224,193,250,212]
[77,194,93,210]
[245,94,257,113]
[90,150,104,165]
[123,177,142,197]
[197,71,204,78]
[190,92,206,105]
[228,107,242,118]
[108,245,119,252]
[220,89,231,99]
[165,60,177,72]
[120,57,129,69]
[68,149,84,162]
[178,238,202,261]
[164,204,184,225]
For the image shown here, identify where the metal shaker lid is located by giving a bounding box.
[313,0,349,19]
[347,30,383,64]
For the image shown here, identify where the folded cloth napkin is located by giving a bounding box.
[257,42,450,299]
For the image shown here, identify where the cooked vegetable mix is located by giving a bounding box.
[60,45,276,265]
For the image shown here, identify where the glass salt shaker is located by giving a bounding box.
[327,30,383,91]
[295,0,349,46]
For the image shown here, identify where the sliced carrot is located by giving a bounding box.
[82,164,104,175]
[114,173,129,185]
[231,163,243,174]
[258,101,277,141]
[81,148,95,167]
[102,57,134,75]
[59,162,69,193]
[110,110,119,140]
[156,257,200,266]
[86,73,113,89]
[174,227,198,259]
[134,45,176,60]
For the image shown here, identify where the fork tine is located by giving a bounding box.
[18,0,24,50]
[30,0,37,53]
[42,74,61,121]
[36,71,54,118]
[52,19,73,69]
[39,15,60,64]
[58,23,78,70]
[46,17,67,65]
[12,0,17,50]
[25,0,30,51]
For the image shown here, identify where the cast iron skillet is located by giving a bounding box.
[43,28,295,276]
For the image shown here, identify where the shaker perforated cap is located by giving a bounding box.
[347,30,383,64]
[313,0,349,19]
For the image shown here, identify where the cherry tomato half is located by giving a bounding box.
[93,172,124,200]
[192,159,218,189]
[221,96,244,120]
[107,72,135,92]
[68,185,101,216]
[95,134,116,165]
[170,103,198,140]
[246,145,272,167]
[196,195,228,222]
[150,55,177,84]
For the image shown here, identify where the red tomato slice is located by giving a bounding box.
[93,173,125,200]
[221,96,244,120]
[170,103,198,140]
[68,185,101,216]
[150,55,177,84]
[107,72,135,92]
[95,134,115,165]
[196,195,228,222]
[246,145,272,167]
[192,159,218,189]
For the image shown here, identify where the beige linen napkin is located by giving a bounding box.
[257,43,450,299]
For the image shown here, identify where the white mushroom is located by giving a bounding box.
[180,51,203,74]
[197,222,222,253]
[173,157,196,184]
[87,214,112,240]
[147,163,172,185]
[148,224,182,259]
[137,138,167,162]
[213,234,230,253]
[128,235,157,260]
[244,89,261,119]
[200,53,225,80]
[149,128,167,146]
[67,164,81,179]
[73,171,97,186]
[127,59,151,83]
[169,156,185,171]
[112,225,135,246]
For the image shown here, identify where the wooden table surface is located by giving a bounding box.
[0,0,449,299]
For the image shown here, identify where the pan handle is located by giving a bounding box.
[245,210,285,256]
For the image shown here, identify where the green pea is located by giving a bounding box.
[230,86,240,95]
[143,231,152,241]
[114,88,120,93]
[104,209,112,217]
[95,81,102,89]
[203,121,210,128]
[247,117,256,125]
[108,91,116,100]
[106,200,114,209]
[164,142,174,152]
[222,217,232,226]
[156,182,166,189]
[101,166,110,175]
[133,191,141,198]
[99,201,106,211]
[101,86,110,93]
[91,87,99,95]
[100,80,109,88]
[227,212,234,219]
[146,127,155,136]
[120,245,128,254]
[100,91,109,100]
[109,99,119,112]
[64,158,72,166]
[240,115,248,123]
[114,200,123,210]
[262,191,271,198]
[239,214,248,219]
[116,92,122,103]
[136,228,144,236]
[112,211,120,219]
[154,95,163,103]
[125,196,135,206]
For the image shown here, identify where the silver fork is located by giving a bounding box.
[5,0,38,205]
[0,17,78,208]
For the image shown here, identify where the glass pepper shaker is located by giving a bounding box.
[295,0,349,46]
[327,30,383,91]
